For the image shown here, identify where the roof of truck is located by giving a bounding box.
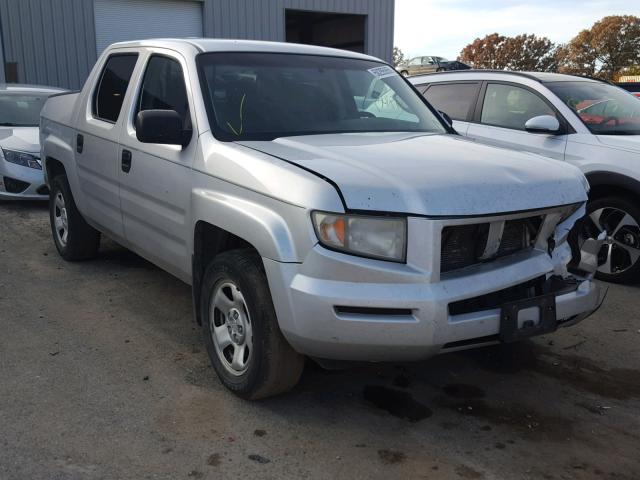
[107,38,382,63]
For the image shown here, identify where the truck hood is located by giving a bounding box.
[0,127,40,154]
[596,134,640,153]
[238,133,588,216]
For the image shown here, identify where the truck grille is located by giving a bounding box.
[440,216,543,273]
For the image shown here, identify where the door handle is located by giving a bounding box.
[121,149,132,173]
[76,134,84,154]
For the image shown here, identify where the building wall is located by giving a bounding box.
[0,21,5,83]
[0,0,97,89]
[204,0,394,62]
[0,0,394,89]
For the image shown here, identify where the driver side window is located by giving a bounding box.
[136,55,191,131]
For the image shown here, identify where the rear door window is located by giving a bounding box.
[93,54,139,123]
[480,83,555,130]
[423,82,481,121]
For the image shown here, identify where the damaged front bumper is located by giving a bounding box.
[265,251,603,361]
[264,204,605,362]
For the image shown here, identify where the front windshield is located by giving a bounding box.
[0,93,50,127]
[197,52,446,141]
[547,81,640,135]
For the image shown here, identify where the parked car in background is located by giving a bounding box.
[396,56,470,76]
[41,39,603,399]
[410,71,640,283]
[0,84,65,200]
[617,82,640,98]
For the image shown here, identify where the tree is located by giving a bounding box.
[459,33,557,71]
[502,34,558,71]
[558,15,640,80]
[392,46,405,67]
[458,33,507,69]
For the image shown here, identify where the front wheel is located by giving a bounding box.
[49,175,100,261]
[201,249,304,399]
[400,70,409,77]
[583,196,640,284]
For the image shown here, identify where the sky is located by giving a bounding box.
[394,0,640,61]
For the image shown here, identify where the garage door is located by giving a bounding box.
[93,0,203,55]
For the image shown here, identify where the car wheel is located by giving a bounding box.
[400,70,409,77]
[201,249,304,399]
[49,175,100,261]
[582,196,640,284]
[436,67,445,72]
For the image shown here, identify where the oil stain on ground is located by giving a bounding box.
[464,342,640,400]
[363,385,432,422]
[433,396,574,442]
[377,449,406,464]
[443,384,486,400]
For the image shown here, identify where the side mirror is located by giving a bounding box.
[439,110,453,127]
[524,115,560,134]
[135,109,189,146]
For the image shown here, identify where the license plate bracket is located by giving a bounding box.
[500,294,557,343]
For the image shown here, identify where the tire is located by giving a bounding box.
[201,249,304,399]
[584,195,640,284]
[49,175,100,261]
[436,67,445,72]
[400,70,409,77]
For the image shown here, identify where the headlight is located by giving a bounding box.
[312,211,407,262]
[2,149,42,170]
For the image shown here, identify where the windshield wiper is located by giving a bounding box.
[0,122,17,126]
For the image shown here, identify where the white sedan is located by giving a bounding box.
[0,84,65,200]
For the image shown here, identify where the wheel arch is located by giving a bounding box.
[192,221,260,325]
[585,171,640,203]
[45,156,67,184]
[190,189,305,324]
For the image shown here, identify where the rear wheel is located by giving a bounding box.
[436,67,445,72]
[582,196,640,284]
[201,249,304,399]
[400,70,409,77]
[49,175,100,261]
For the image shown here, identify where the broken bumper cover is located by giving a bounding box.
[264,246,603,362]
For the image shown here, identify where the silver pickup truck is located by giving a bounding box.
[40,39,604,399]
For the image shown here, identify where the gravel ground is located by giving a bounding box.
[1,201,639,480]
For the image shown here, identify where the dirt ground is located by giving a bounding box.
[1,201,639,480]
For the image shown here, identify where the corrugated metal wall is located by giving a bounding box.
[0,24,5,83]
[0,0,394,89]
[0,0,97,89]
[204,0,394,62]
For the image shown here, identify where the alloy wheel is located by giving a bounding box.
[583,207,640,275]
[53,191,69,247]
[209,281,253,376]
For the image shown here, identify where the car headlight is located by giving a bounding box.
[312,211,407,262]
[2,148,42,170]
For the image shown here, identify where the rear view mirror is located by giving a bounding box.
[525,115,560,134]
[135,109,189,146]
